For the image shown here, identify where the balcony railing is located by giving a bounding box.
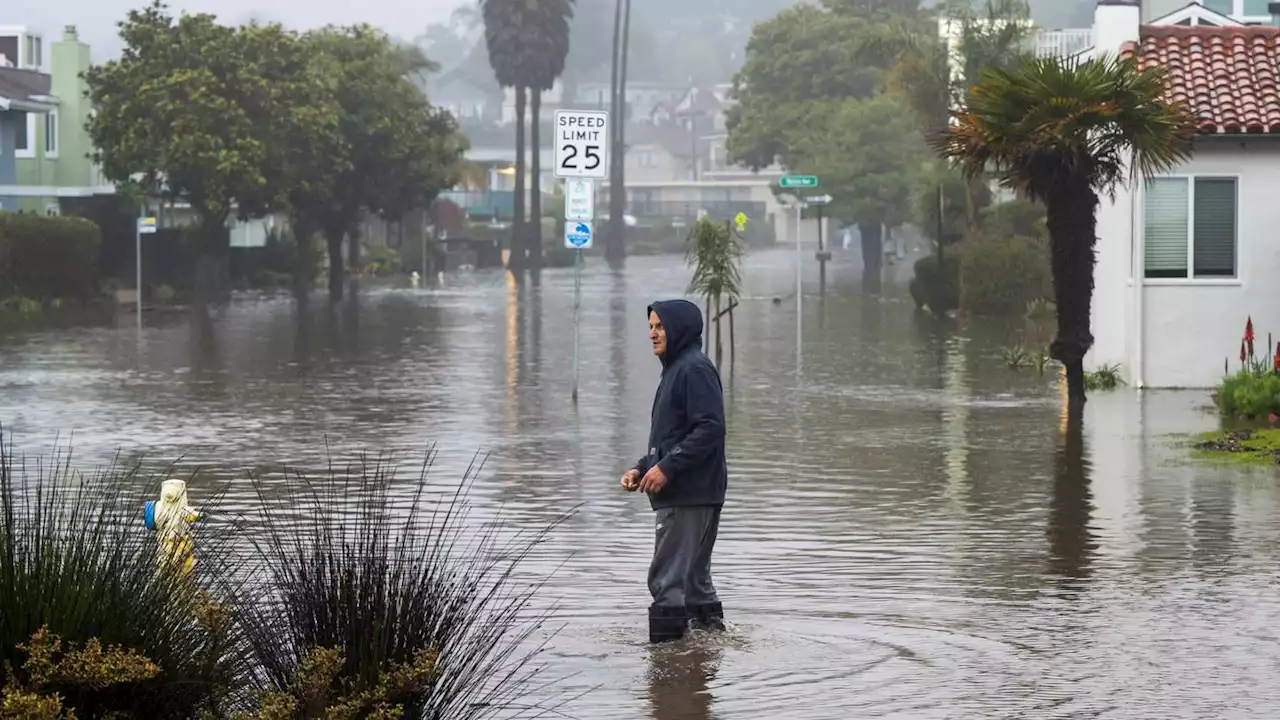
[1033,28,1094,58]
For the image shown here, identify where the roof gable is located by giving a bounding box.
[1150,2,1243,27]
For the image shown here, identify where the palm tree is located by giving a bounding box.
[480,0,531,271]
[524,0,575,272]
[933,55,1192,404]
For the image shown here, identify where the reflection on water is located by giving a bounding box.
[3,249,1280,718]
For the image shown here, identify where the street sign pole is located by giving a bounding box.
[556,110,608,404]
[136,213,142,335]
[135,214,157,335]
[572,239,582,403]
[795,200,804,365]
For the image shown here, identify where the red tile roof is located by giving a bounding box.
[1123,25,1280,135]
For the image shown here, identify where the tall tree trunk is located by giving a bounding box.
[512,86,528,272]
[529,89,544,272]
[714,294,723,367]
[347,226,362,299]
[1046,178,1098,406]
[859,221,883,295]
[606,0,631,267]
[326,227,345,302]
[292,214,316,299]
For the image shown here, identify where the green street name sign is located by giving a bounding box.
[779,175,818,189]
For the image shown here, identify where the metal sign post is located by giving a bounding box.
[136,215,157,334]
[556,109,608,404]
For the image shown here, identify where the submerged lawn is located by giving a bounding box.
[1191,428,1280,466]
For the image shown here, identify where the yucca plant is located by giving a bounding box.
[235,450,570,719]
[685,217,744,367]
[0,431,245,718]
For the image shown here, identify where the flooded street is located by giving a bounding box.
[3,248,1280,719]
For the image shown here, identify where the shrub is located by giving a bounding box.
[959,234,1052,316]
[236,453,569,719]
[0,433,244,718]
[980,198,1046,240]
[0,214,102,304]
[909,253,959,314]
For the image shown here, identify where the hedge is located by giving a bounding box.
[0,213,102,303]
[959,233,1052,316]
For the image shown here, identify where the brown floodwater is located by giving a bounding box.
[2,249,1277,719]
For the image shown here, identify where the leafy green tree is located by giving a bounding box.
[725,4,884,170]
[296,26,466,300]
[86,1,311,302]
[786,96,927,290]
[934,56,1193,404]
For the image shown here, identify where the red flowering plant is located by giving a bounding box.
[1216,316,1280,421]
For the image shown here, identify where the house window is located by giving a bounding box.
[1243,0,1271,15]
[14,113,35,158]
[1202,0,1232,14]
[1144,176,1237,279]
[44,112,58,157]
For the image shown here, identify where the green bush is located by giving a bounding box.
[0,214,102,304]
[959,234,1052,316]
[1217,370,1280,419]
[909,253,959,314]
[980,198,1046,239]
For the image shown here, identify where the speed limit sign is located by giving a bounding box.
[554,109,609,180]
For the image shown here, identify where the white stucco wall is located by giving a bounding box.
[1140,141,1280,388]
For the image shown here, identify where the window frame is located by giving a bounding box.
[1142,172,1242,285]
[14,113,35,159]
[43,110,58,158]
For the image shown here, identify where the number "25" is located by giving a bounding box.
[561,145,601,171]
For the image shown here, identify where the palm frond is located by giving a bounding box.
[933,54,1194,200]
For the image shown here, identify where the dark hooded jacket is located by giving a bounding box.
[634,299,728,509]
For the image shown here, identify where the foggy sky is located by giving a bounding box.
[5,0,467,60]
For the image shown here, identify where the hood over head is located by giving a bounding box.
[647,299,703,364]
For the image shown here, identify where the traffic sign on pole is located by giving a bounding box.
[555,110,609,180]
[564,220,593,249]
[564,179,595,221]
[780,175,819,189]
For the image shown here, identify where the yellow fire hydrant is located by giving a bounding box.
[143,479,200,578]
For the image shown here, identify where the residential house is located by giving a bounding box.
[0,26,54,212]
[1085,0,1280,387]
[13,26,109,211]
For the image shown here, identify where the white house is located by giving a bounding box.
[1087,0,1280,388]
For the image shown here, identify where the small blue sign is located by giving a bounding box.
[564,220,593,249]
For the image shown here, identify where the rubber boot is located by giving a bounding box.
[649,604,690,643]
[689,601,726,632]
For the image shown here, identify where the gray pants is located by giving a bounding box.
[648,506,721,609]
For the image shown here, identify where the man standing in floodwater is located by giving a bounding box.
[621,299,728,643]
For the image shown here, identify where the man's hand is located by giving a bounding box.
[638,465,668,494]
[620,469,641,492]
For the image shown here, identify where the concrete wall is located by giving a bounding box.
[1137,142,1280,388]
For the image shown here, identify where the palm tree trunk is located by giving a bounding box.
[1046,178,1099,406]
[529,89,544,272]
[512,86,528,272]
